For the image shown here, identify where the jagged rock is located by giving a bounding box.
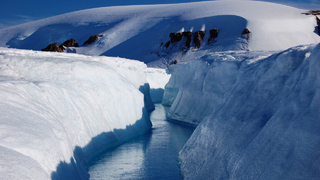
[183,31,192,47]
[165,41,171,48]
[194,30,205,48]
[208,29,219,43]
[241,28,251,40]
[61,39,79,48]
[41,43,64,52]
[170,32,183,43]
[82,34,104,46]
[317,16,320,35]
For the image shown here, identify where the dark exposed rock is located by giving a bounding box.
[170,32,183,43]
[316,16,320,35]
[241,28,251,40]
[194,30,205,48]
[41,43,64,52]
[165,41,171,48]
[183,31,192,47]
[82,34,104,46]
[61,39,79,48]
[208,29,219,43]
[302,10,320,16]
[242,28,251,35]
[174,60,178,64]
[317,16,320,35]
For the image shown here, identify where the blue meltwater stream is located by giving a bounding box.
[88,104,195,179]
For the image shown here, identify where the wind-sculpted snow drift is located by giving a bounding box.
[162,44,320,179]
[0,48,155,179]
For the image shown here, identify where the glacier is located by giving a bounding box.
[0,0,319,179]
[0,48,158,179]
[162,44,320,179]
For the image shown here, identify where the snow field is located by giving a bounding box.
[0,48,157,179]
[0,1,319,67]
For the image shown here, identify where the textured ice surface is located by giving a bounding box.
[176,44,320,179]
[0,48,154,179]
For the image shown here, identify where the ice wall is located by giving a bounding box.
[173,44,320,179]
[163,59,241,126]
[0,48,153,180]
[145,68,171,103]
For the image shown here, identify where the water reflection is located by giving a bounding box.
[88,104,194,180]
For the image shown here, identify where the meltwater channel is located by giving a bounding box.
[88,104,195,179]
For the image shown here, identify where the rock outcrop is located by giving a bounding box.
[61,39,79,48]
[241,28,251,40]
[41,43,64,52]
[164,30,206,50]
[82,34,104,46]
[42,39,80,52]
[183,31,192,48]
[317,16,320,35]
[170,32,183,43]
[208,29,219,43]
[302,10,320,15]
[194,30,205,48]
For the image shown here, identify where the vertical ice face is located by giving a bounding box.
[177,44,320,179]
[0,48,153,179]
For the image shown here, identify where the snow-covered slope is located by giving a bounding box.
[163,43,320,179]
[0,48,154,179]
[0,1,319,67]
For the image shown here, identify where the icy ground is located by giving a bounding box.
[0,0,319,179]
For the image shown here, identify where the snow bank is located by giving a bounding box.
[0,48,153,179]
[173,44,320,179]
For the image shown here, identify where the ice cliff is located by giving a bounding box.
[162,44,320,179]
[0,48,155,179]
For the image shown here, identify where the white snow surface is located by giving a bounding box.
[0,1,319,67]
[165,43,320,179]
[0,48,155,179]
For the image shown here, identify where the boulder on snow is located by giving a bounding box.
[61,39,79,48]
[41,43,64,52]
[82,34,104,46]
[241,28,251,40]
[194,30,205,48]
[170,32,183,43]
[208,28,219,43]
[183,31,192,47]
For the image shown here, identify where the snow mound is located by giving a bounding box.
[0,48,153,179]
[173,43,320,179]
[0,1,319,66]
